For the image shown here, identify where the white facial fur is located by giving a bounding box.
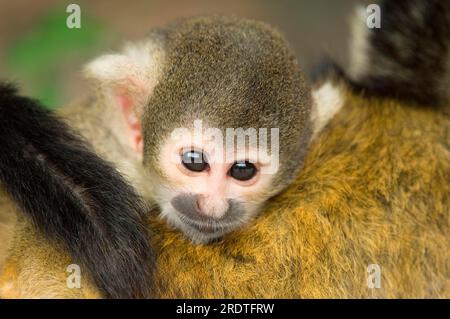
[311,81,345,139]
[153,127,276,243]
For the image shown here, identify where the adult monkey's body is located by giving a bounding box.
[1,0,449,298]
[2,82,449,298]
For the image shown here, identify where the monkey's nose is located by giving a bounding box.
[196,195,229,219]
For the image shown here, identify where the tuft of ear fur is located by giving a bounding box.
[84,39,165,93]
[84,36,166,153]
[309,60,346,138]
[348,0,450,111]
[311,81,345,138]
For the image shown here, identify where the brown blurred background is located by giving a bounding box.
[0,0,369,108]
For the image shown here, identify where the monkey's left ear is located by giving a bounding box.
[83,41,165,153]
[310,81,345,138]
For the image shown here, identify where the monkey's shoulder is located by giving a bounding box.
[150,89,450,298]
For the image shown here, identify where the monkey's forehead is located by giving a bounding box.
[147,73,311,143]
[147,89,310,135]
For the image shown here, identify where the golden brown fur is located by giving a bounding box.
[0,189,17,273]
[1,83,448,298]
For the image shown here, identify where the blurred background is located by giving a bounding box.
[0,0,369,109]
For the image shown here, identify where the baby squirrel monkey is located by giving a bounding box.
[0,15,339,298]
[83,16,339,244]
[1,0,448,299]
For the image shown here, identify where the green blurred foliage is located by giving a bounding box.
[6,8,106,109]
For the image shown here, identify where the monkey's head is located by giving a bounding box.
[85,17,317,244]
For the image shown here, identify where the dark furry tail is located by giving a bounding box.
[0,83,154,298]
[348,0,450,110]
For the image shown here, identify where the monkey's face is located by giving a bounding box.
[150,128,279,244]
[85,17,313,243]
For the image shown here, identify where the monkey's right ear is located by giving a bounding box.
[84,41,165,153]
[310,80,345,139]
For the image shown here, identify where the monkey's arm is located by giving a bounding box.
[0,84,154,298]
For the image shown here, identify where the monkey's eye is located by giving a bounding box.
[229,161,257,181]
[181,150,209,172]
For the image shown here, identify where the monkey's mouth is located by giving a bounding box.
[184,219,228,234]
[174,212,236,235]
